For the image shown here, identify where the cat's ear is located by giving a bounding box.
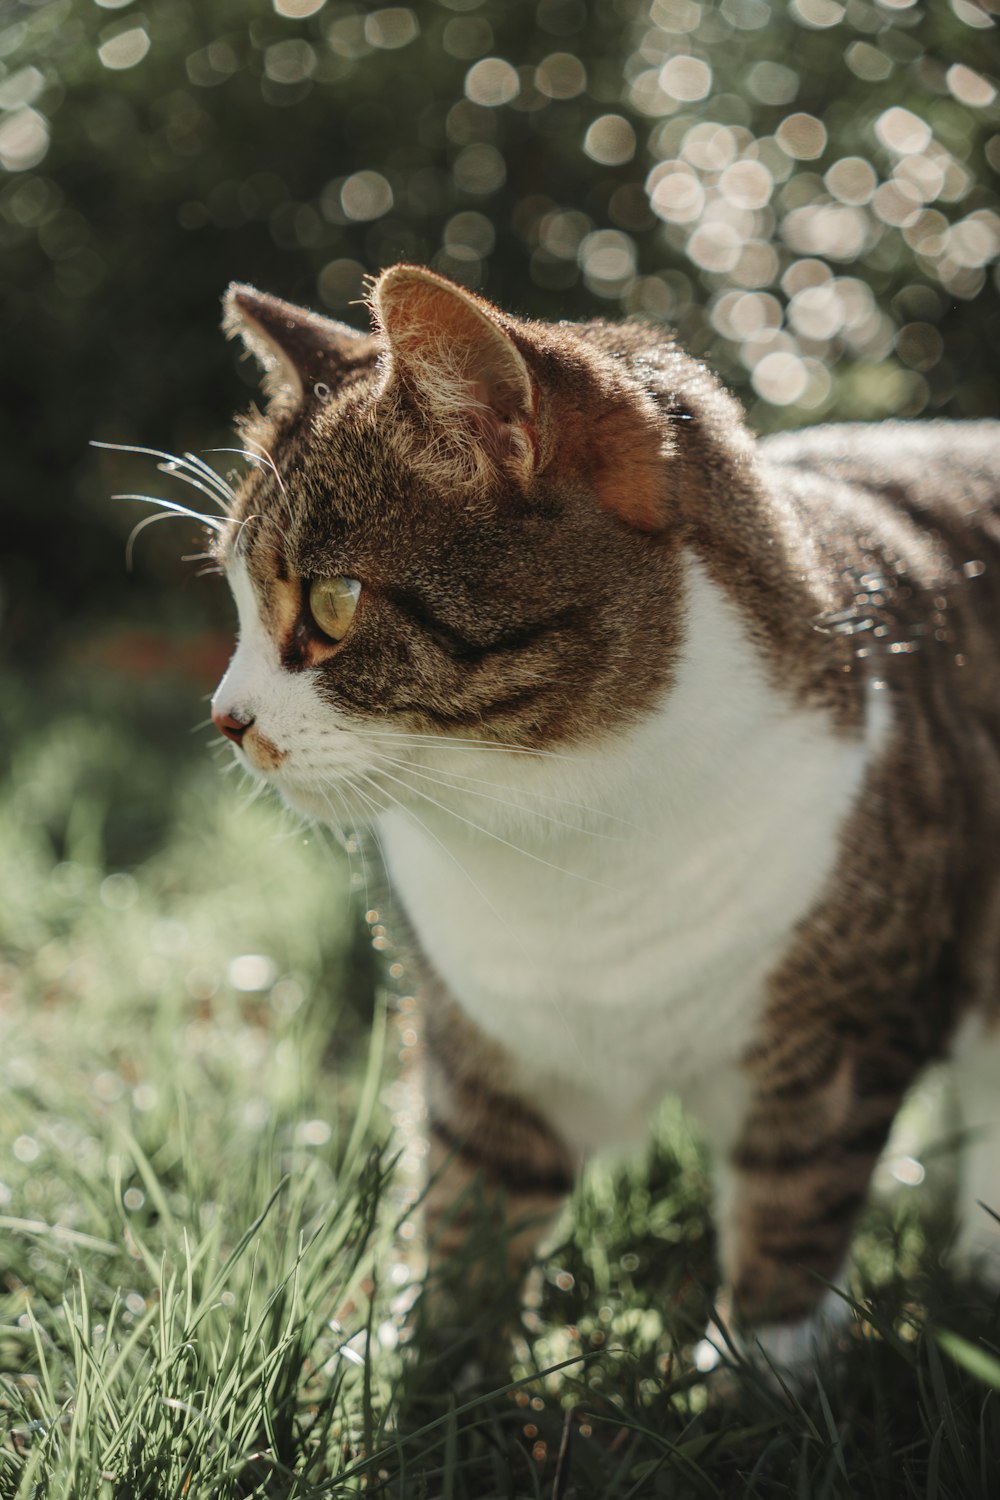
[223,284,374,404]
[372,265,537,492]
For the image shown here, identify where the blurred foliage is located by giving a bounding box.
[2,0,999,658]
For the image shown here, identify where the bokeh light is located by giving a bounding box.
[97,27,151,72]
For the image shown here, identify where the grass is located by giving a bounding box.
[1,658,999,1497]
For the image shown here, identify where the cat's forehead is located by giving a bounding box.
[229,388,404,559]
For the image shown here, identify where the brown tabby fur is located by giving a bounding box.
[217,267,1000,1343]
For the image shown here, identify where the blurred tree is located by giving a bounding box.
[1,0,998,657]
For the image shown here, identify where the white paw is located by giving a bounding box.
[948,1205,1000,1290]
[694,1287,852,1385]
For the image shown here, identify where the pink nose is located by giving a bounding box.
[212,708,254,746]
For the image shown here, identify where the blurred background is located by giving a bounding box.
[2,0,999,666]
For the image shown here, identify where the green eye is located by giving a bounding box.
[308,576,361,642]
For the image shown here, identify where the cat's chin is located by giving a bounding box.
[276,778,377,831]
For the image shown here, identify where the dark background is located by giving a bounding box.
[2,0,999,668]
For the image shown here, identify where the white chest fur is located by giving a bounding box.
[380,556,887,1155]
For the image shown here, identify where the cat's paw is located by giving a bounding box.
[947,1206,1000,1291]
[693,1287,853,1388]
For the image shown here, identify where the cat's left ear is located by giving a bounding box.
[223,283,374,404]
[372,265,538,492]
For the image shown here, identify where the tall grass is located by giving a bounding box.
[2,667,998,1497]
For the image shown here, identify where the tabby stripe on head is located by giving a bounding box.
[385,686,547,728]
[387,588,584,664]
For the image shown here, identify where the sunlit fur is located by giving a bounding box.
[210,266,1000,1373]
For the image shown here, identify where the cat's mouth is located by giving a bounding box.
[241,727,288,773]
[221,713,388,830]
[233,750,379,829]
[227,737,380,825]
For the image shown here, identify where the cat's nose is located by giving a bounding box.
[213,708,254,746]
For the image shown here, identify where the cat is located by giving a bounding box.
[209,263,1000,1373]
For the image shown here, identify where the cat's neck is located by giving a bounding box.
[378,549,885,916]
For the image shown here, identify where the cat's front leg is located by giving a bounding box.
[418,979,576,1307]
[699,1043,906,1375]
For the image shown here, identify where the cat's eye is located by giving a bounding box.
[308,576,362,642]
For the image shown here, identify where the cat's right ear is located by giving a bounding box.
[223,284,373,404]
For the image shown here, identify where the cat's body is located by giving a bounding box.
[211,266,1000,1368]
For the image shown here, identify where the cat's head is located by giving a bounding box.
[210,265,708,828]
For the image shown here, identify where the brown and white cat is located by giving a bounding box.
[210,264,1000,1371]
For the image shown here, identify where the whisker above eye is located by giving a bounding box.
[179,449,238,505]
[112,492,231,532]
[123,510,211,570]
[114,491,236,568]
[156,460,233,516]
[240,436,288,496]
[92,440,235,510]
[211,440,288,501]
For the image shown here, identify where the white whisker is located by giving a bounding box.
[240,436,288,499]
[93,440,236,512]
[212,441,289,505]
[361,728,581,762]
[179,450,238,505]
[238,775,270,813]
[317,778,374,910]
[157,460,232,516]
[208,445,294,538]
[368,763,614,890]
[123,511,201,570]
[368,749,636,832]
[350,769,526,938]
[233,513,266,549]
[370,753,626,841]
[343,767,595,1079]
[113,493,229,533]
